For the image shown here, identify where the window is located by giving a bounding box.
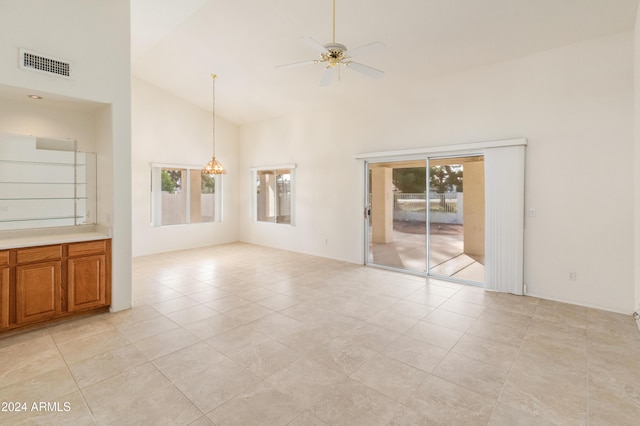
[151,164,222,226]
[253,165,295,224]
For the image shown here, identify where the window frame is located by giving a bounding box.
[251,164,296,226]
[150,163,223,227]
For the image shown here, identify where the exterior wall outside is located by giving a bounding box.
[238,32,635,314]
[371,167,393,243]
[463,160,485,257]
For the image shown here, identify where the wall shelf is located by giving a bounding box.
[0,133,97,231]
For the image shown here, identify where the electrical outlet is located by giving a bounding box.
[527,208,536,217]
[568,271,576,281]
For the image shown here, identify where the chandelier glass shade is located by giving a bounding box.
[203,156,226,174]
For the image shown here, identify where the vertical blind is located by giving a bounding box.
[484,145,525,294]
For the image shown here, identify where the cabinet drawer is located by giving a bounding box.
[16,245,62,264]
[68,240,106,257]
[0,251,8,267]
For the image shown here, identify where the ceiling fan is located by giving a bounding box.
[276,0,386,86]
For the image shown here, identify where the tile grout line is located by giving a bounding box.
[487,304,534,423]
[48,325,100,424]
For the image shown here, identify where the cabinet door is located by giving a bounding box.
[0,250,8,329]
[16,261,62,324]
[0,267,8,329]
[68,254,106,311]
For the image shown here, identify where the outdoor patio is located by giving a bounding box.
[369,222,485,283]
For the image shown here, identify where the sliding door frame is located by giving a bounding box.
[357,138,527,293]
[426,153,485,286]
[364,158,428,277]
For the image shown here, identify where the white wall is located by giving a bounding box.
[239,32,635,314]
[0,0,132,311]
[0,97,99,150]
[132,78,240,256]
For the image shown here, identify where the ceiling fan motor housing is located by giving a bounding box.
[322,42,348,66]
[323,42,347,52]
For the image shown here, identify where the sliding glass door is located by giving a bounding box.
[427,156,485,283]
[367,160,427,273]
[366,155,485,284]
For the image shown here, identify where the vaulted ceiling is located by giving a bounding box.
[131,0,638,124]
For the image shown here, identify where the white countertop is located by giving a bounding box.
[0,225,111,250]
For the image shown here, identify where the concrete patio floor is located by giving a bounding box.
[368,224,485,283]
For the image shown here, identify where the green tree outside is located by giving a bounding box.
[392,167,427,193]
[161,170,176,192]
[430,165,463,193]
[201,173,215,194]
[392,166,463,194]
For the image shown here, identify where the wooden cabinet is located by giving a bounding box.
[15,245,62,325]
[0,239,111,333]
[16,245,62,264]
[0,251,9,329]
[68,240,108,312]
[16,261,62,324]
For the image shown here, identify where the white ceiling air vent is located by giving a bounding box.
[19,49,72,79]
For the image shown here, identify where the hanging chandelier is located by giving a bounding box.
[202,74,226,174]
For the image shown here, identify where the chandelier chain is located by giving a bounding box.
[211,74,217,155]
[202,73,225,174]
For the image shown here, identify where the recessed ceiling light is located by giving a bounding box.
[27,94,42,99]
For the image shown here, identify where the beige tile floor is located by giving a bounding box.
[1,242,639,425]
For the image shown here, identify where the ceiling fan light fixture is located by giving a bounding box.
[203,74,226,175]
[276,0,385,86]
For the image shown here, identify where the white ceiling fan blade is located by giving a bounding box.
[346,41,386,58]
[276,59,318,69]
[346,61,384,79]
[319,67,336,86]
[304,37,329,54]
